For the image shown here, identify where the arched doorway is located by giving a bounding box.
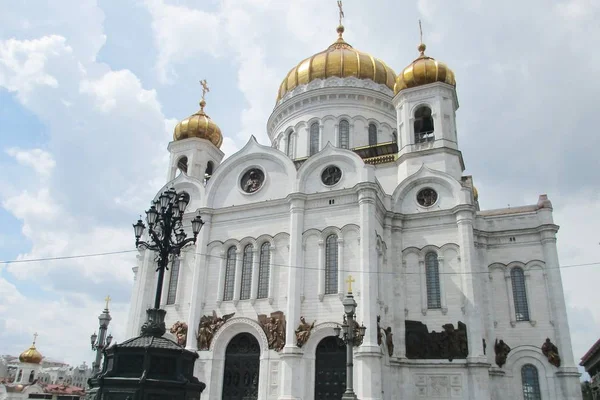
[222,332,260,400]
[314,336,346,399]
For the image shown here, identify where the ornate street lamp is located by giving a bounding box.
[89,296,112,376]
[333,275,366,400]
[133,188,204,310]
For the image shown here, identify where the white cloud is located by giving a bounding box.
[5,148,56,177]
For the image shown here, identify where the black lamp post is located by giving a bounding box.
[333,276,366,400]
[133,187,204,310]
[89,296,112,376]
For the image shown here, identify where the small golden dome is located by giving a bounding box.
[277,25,396,102]
[394,43,456,94]
[19,338,43,364]
[173,98,223,148]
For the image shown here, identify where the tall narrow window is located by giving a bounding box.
[339,120,350,149]
[325,234,338,295]
[257,242,271,299]
[414,106,435,143]
[166,257,180,305]
[240,244,253,300]
[286,131,294,157]
[511,267,530,321]
[223,246,236,301]
[521,364,542,400]
[310,122,320,155]
[425,252,441,308]
[392,130,398,143]
[177,156,188,175]
[368,123,377,146]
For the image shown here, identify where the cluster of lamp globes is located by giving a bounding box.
[132,187,205,249]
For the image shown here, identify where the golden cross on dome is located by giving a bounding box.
[418,20,427,55]
[346,274,355,293]
[104,295,111,310]
[419,20,423,44]
[200,79,210,101]
[33,332,38,345]
[337,1,344,26]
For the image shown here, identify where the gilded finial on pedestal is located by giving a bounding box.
[336,1,345,38]
[199,79,210,111]
[104,295,111,310]
[346,275,355,293]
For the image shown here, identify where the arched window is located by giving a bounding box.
[511,267,530,321]
[325,234,338,295]
[166,257,180,305]
[425,252,441,309]
[240,244,253,300]
[28,370,34,383]
[339,120,350,149]
[177,156,188,175]
[368,123,377,146]
[223,246,236,301]
[257,242,271,299]
[204,161,213,184]
[414,106,435,143]
[17,370,22,382]
[310,122,320,155]
[286,131,294,157]
[521,364,542,400]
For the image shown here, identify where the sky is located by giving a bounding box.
[0,0,599,374]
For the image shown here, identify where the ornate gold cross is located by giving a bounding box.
[104,295,111,310]
[337,1,344,26]
[419,20,424,44]
[346,274,355,293]
[200,79,210,101]
[33,332,38,344]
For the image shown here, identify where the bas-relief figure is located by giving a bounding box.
[196,310,235,350]
[377,315,394,357]
[295,316,315,348]
[494,339,511,368]
[169,321,188,346]
[542,338,561,368]
[258,311,286,351]
[405,320,468,361]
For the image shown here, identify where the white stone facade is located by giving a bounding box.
[126,76,581,399]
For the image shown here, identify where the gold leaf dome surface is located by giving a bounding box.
[19,343,43,364]
[173,100,223,148]
[277,26,396,102]
[394,43,456,94]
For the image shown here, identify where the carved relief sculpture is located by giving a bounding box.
[494,339,511,368]
[196,310,235,350]
[241,169,265,193]
[295,316,315,348]
[258,311,286,351]
[405,320,468,361]
[169,321,188,346]
[377,315,394,356]
[541,338,561,367]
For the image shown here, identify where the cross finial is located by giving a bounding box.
[200,79,210,101]
[417,20,427,55]
[104,295,111,310]
[419,20,423,44]
[32,332,38,345]
[346,275,355,293]
[337,1,345,26]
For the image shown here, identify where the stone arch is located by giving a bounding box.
[210,317,270,358]
[301,322,341,359]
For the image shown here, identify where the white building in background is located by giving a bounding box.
[126,12,582,400]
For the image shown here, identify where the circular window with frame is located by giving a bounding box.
[321,165,342,187]
[240,168,265,194]
[416,187,438,207]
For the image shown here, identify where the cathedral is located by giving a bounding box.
[125,10,582,400]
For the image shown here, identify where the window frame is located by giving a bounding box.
[521,364,542,400]
[240,244,253,300]
[425,252,441,309]
[511,267,530,321]
[223,246,237,301]
[309,122,320,155]
[257,242,271,299]
[339,119,350,149]
[414,105,435,144]
[324,234,339,295]
[368,123,378,146]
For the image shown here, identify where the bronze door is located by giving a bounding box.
[314,336,346,400]
[222,333,260,400]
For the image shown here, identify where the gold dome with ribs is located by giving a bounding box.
[277,25,396,102]
[394,42,456,94]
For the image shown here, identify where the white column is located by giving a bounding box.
[250,248,259,304]
[337,238,345,298]
[278,196,305,400]
[232,249,242,305]
[504,272,517,327]
[354,186,383,400]
[334,123,339,147]
[392,222,405,358]
[216,250,227,306]
[185,214,212,350]
[419,260,427,315]
[317,239,325,301]
[268,245,276,304]
[438,256,448,314]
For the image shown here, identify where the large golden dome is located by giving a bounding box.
[394,43,456,94]
[173,99,223,148]
[277,26,396,102]
[19,341,43,364]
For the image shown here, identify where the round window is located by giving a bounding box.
[321,165,342,186]
[416,188,438,207]
[240,168,265,193]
